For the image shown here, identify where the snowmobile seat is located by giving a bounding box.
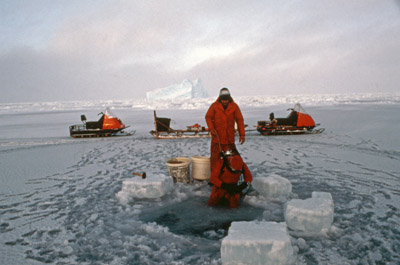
[86,115,104,129]
[276,110,297,126]
[86,122,100,129]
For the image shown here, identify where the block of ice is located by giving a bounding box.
[252,174,292,198]
[116,174,174,203]
[221,221,294,265]
[146,78,208,100]
[284,192,334,234]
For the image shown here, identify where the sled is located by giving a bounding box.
[69,108,132,138]
[149,111,211,139]
[256,103,324,136]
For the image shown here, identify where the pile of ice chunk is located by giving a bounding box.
[252,174,292,199]
[221,221,294,265]
[116,174,174,203]
[284,192,334,235]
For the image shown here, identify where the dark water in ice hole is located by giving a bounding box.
[139,195,266,239]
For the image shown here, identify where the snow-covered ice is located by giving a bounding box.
[116,174,174,203]
[1,93,400,264]
[284,192,334,235]
[146,78,209,100]
[252,174,292,199]
[221,221,294,265]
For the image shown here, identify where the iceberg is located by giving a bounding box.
[146,79,209,100]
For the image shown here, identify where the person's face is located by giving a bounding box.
[221,99,229,107]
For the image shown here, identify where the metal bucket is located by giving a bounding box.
[166,157,191,183]
[191,156,210,181]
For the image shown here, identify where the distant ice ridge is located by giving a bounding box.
[1,92,399,114]
[146,79,209,100]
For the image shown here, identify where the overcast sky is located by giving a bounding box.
[1,0,399,103]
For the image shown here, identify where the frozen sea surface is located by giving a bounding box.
[1,95,400,264]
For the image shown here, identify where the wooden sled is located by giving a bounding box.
[149,111,211,139]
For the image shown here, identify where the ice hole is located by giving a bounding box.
[139,196,264,238]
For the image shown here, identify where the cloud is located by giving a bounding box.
[1,0,399,102]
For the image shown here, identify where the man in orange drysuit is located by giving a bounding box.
[205,88,246,167]
[208,149,253,208]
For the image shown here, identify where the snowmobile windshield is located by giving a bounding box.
[293,103,308,114]
[104,107,117,118]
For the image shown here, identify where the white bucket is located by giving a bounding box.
[191,156,211,181]
[166,157,191,183]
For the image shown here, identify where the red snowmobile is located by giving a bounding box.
[256,103,324,135]
[69,108,130,138]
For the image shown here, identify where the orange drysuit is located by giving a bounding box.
[208,154,253,208]
[205,98,245,165]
